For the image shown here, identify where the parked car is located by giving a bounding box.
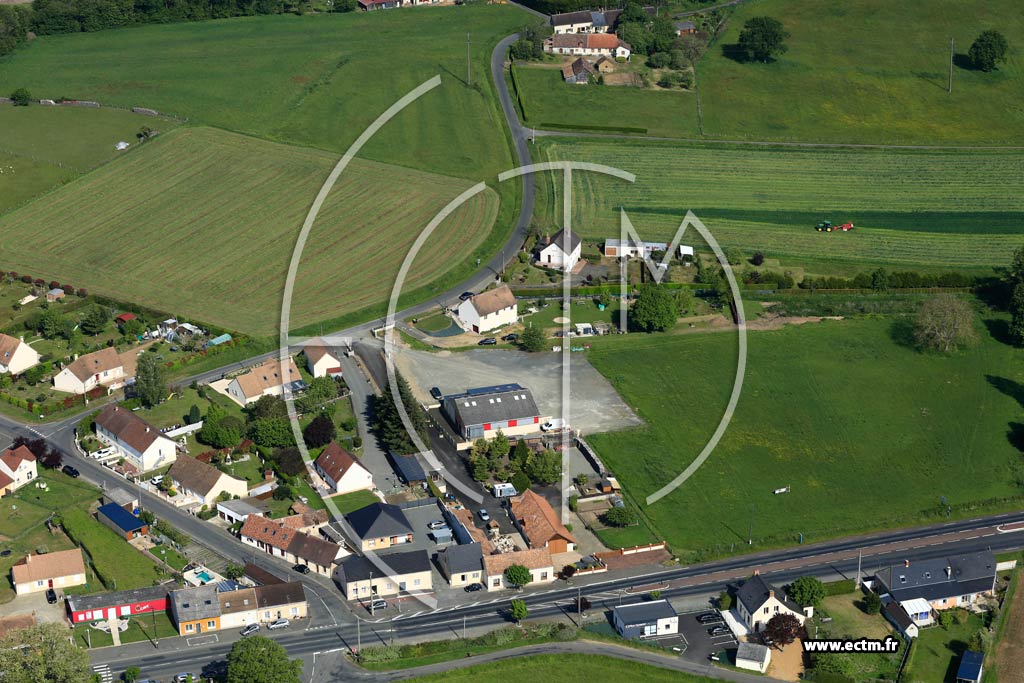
[292,564,311,575]
[540,418,565,432]
[459,291,475,302]
[478,338,497,346]
[240,623,260,637]
[709,653,721,662]
[696,612,721,624]
[429,387,443,401]
[427,520,447,530]
[369,599,387,612]
[61,465,80,478]
[45,588,57,604]
[200,660,228,680]
[150,475,163,485]
[464,583,484,593]
[0,549,11,557]
[267,618,290,630]
[173,674,196,683]
[501,333,519,342]
[708,626,730,637]
[478,509,491,522]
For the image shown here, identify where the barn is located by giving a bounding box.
[67,585,170,623]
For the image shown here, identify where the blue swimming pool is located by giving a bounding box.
[196,570,213,582]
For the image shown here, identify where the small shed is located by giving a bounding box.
[46,288,65,303]
[956,651,984,683]
[674,20,696,35]
[678,245,695,258]
[736,642,771,673]
[97,502,148,540]
[115,313,137,324]
[388,451,427,486]
[207,333,232,347]
[594,56,616,73]
[431,526,453,544]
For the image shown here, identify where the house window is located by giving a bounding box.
[185,624,194,633]
[460,574,466,582]
[291,607,299,616]
[763,607,769,614]
[774,606,779,612]
[414,578,421,586]
[492,578,501,587]
[540,572,548,580]
[207,621,216,629]
[36,580,44,587]
[643,624,656,636]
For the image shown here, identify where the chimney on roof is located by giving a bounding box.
[904,559,910,568]
[145,427,149,433]
[753,569,759,576]
[768,589,774,599]
[946,566,952,578]
[543,233,551,246]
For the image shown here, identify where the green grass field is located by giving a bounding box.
[512,64,698,137]
[537,138,1024,269]
[815,594,902,681]
[0,7,530,182]
[699,0,1024,145]
[0,127,499,336]
[585,314,1024,557]
[406,654,719,682]
[904,611,986,683]
[60,507,164,591]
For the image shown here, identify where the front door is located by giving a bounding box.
[48,579,53,588]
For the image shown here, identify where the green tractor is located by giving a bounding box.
[815,220,833,232]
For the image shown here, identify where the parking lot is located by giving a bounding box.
[677,608,738,664]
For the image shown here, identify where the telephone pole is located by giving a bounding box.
[466,33,471,85]
[856,548,863,588]
[948,37,954,93]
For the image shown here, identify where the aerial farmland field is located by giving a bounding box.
[0,127,499,337]
[536,138,1024,270]
[585,314,1024,558]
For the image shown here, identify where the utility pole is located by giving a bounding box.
[856,548,863,588]
[357,617,361,654]
[948,38,954,93]
[748,505,755,545]
[577,587,582,627]
[463,614,466,640]
[466,33,471,86]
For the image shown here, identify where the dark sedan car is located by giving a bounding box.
[459,291,475,302]
[501,333,519,342]
[45,588,57,604]
[464,583,484,593]
[292,564,311,575]
[61,465,80,478]
[478,338,497,346]
[430,387,443,401]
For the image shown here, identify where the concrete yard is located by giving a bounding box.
[393,348,641,435]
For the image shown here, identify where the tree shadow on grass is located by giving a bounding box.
[889,317,918,349]
[983,318,1014,346]
[1006,422,1024,452]
[986,375,1024,409]
[953,54,978,71]
[720,43,750,64]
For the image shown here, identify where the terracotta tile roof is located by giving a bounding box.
[314,442,364,484]
[63,347,122,383]
[510,490,575,549]
[254,582,306,608]
[167,456,228,498]
[482,548,553,576]
[0,470,13,490]
[233,358,301,400]
[280,509,328,530]
[95,405,169,455]
[304,341,337,365]
[287,533,340,568]
[11,549,85,584]
[0,334,25,366]
[550,33,623,51]
[218,587,257,615]
[468,285,517,317]
[241,515,300,551]
[2,445,37,470]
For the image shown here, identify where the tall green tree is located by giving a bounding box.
[0,622,91,683]
[738,16,789,62]
[914,295,977,353]
[630,283,678,332]
[511,438,531,470]
[226,635,302,683]
[504,564,533,589]
[370,371,428,455]
[526,449,561,485]
[1010,282,1024,346]
[519,324,546,352]
[135,351,167,408]
[249,417,296,448]
[969,30,1008,72]
[787,576,825,607]
[510,598,529,624]
[79,304,110,335]
[9,86,30,105]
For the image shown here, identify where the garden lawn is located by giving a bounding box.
[0,150,74,215]
[815,594,902,682]
[152,544,189,572]
[511,64,699,137]
[406,654,720,682]
[537,138,1024,270]
[326,489,379,515]
[904,612,986,683]
[0,127,499,337]
[138,386,245,431]
[698,0,1024,145]
[585,314,1024,558]
[60,508,164,591]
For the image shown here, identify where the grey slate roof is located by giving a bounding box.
[736,642,770,665]
[548,228,581,254]
[67,584,170,614]
[883,600,915,632]
[439,543,483,575]
[875,551,995,603]
[736,574,803,615]
[613,599,676,626]
[334,549,431,583]
[388,451,427,484]
[442,384,540,430]
[551,9,594,26]
[345,503,413,541]
[217,498,268,518]
[171,585,220,622]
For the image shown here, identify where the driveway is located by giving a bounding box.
[393,348,641,435]
[0,591,66,624]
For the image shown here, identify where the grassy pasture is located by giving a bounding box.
[406,654,720,682]
[511,64,699,137]
[0,6,531,182]
[61,507,163,591]
[0,127,499,337]
[537,138,1024,269]
[585,314,1024,557]
[699,0,1024,145]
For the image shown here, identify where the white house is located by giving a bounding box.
[0,445,38,496]
[0,334,40,376]
[482,548,555,592]
[226,358,304,406]
[678,245,695,258]
[545,33,631,60]
[167,456,248,507]
[537,228,582,272]
[53,347,125,394]
[612,599,679,639]
[736,642,772,673]
[603,239,668,259]
[11,549,87,596]
[314,441,374,495]
[304,342,341,378]
[457,285,518,334]
[735,572,811,632]
[94,404,177,472]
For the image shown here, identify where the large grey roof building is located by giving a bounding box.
[441,384,542,440]
[875,551,996,604]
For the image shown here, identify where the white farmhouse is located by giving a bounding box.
[314,441,374,496]
[537,228,582,272]
[226,358,304,406]
[304,341,342,379]
[52,347,125,394]
[545,33,631,60]
[0,334,40,376]
[0,445,38,496]
[457,285,518,334]
[94,404,177,472]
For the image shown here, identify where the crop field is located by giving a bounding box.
[511,65,698,137]
[0,6,533,183]
[0,106,177,214]
[585,314,1024,557]
[699,0,1024,145]
[537,139,1024,269]
[0,127,499,336]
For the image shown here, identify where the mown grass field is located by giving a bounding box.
[511,64,698,137]
[699,0,1024,145]
[406,653,720,682]
[61,507,164,591]
[0,107,178,214]
[0,127,499,336]
[585,314,1024,557]
[0,6,531,182]
[537,138,1024,269]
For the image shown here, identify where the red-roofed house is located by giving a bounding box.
[53,347,126,394]
[545,33,631,59]
[0,445,38,496]
[314,442,374,496]
[239,516,347,576]
[94,404,177,472]
[304,341,342,378]
[509,489,576,554]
